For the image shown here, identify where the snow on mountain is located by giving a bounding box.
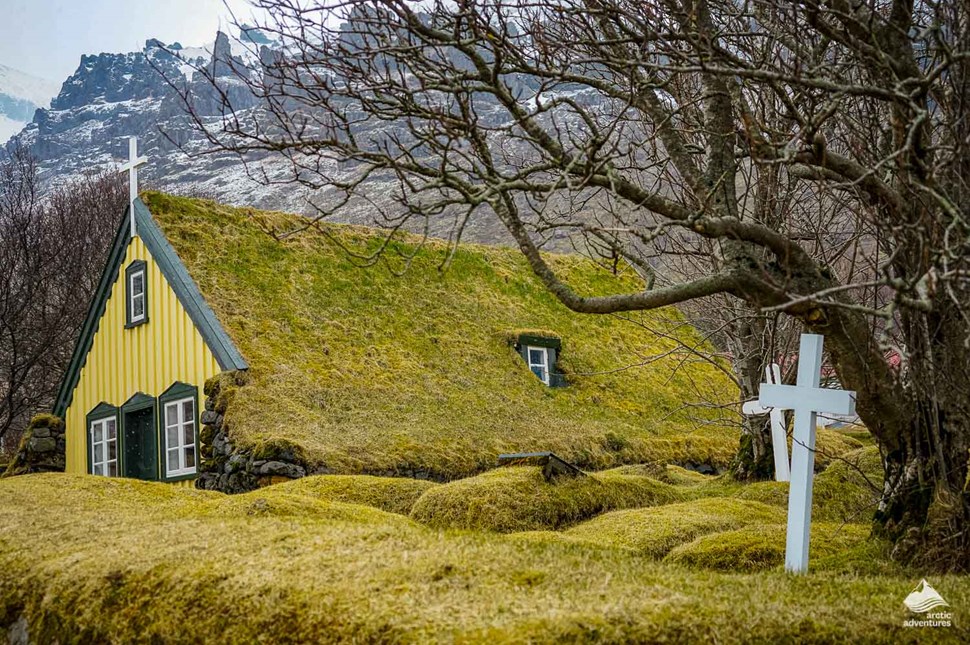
[0,115,25,144]
[1,25,547,245]
[0,64,59,109]
[0,64,59,144]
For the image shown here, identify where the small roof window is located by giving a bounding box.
[511,331,566,387]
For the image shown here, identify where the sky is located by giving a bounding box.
[1,0,262,85]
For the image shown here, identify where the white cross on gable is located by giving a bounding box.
[742,363,790,482]
[757,333,856,573]
[119,136,148,238]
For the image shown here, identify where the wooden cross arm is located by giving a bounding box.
[759,383,857,416]
[119,156,149,172]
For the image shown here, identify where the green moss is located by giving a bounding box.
[249,438,308,465]
[730,447,883,523]
[409,466,681,532]
[664,522,873,572]
[2,473,967,643]
[269,474,438,515]
[814,428,865,467]
[559,497,785,557]
[143,192,737,480]
[2,414,66,478]
[201,490,418,526]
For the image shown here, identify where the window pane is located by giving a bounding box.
[528,349,544,364]
[92,423,103,443]
[93,444,104,464]
[106,419,116,439]
[182,400,194,422]
[93,464,103,475]
[166,403,178,427]
[132,272,143,295]
[182,422,195,446]
[133,295,144,318]
[531,366,546,380]
[168,449,180,471]
[108,441,116,461]
[167,426,179,449]
[107,462,117,477]
[184,447,195,469]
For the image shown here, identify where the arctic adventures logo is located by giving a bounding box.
[903,579,952,628]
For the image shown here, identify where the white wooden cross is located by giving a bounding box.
[742,363,790,482]
[758,334,856,573]
[119,136,148,238]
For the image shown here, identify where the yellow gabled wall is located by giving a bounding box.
[64,234,221,486]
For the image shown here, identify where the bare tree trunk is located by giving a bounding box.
[728,315,775,480]
[878,306,970,571]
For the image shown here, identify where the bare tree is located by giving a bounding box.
[0,145,125,453]
[175,0,970,569]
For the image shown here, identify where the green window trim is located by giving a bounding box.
[124,259,149,328]
[157,382,200,482]
[120,392,159,482]
[85,402,119,476]
[515,335,567,388]
[53,199,248,418]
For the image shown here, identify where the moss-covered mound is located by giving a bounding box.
[732,446,883,523]
[409,466,680,532]
[269,474,438,515]
[559,497,785,557]
[201,490,420,526]
[3,474,968,643]
[144,192,736,480]
[664,522,872,572]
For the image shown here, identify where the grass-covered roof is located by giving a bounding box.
[144,192,737,479]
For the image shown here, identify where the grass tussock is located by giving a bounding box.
[145,192,737,480]
[409,466,680,532]
[200,489,420,527]
[269,474,438,515]
[729,446,884,523]
[558,497,785,557]
[664,522,872,572]
[2,473,967,643]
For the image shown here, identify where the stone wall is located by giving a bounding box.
[2,414,66,477]
[195,371,308,494]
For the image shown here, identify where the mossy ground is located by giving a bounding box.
[3,468,968,643]
[409,466,681,532]
[144,192,737,479]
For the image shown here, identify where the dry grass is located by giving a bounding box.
[146,192,737,480]
[2,473,968,643]
[664,522,873,572]
[269,473,438,515]
[409,465,681,532]
[552,497,786,557]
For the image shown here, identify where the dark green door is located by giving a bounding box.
[123,407,158,480]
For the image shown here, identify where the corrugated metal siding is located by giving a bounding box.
[63,236,221,482]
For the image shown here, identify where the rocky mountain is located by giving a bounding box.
[0,64,59,144]
[2,27,562,245]
[6,32,276,202]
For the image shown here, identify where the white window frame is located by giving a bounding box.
[89,416,119,476]
[163,396,197,478]
[129,268,146,324]
[526,345,551,385]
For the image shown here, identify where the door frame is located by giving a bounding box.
[120,392,158,480]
